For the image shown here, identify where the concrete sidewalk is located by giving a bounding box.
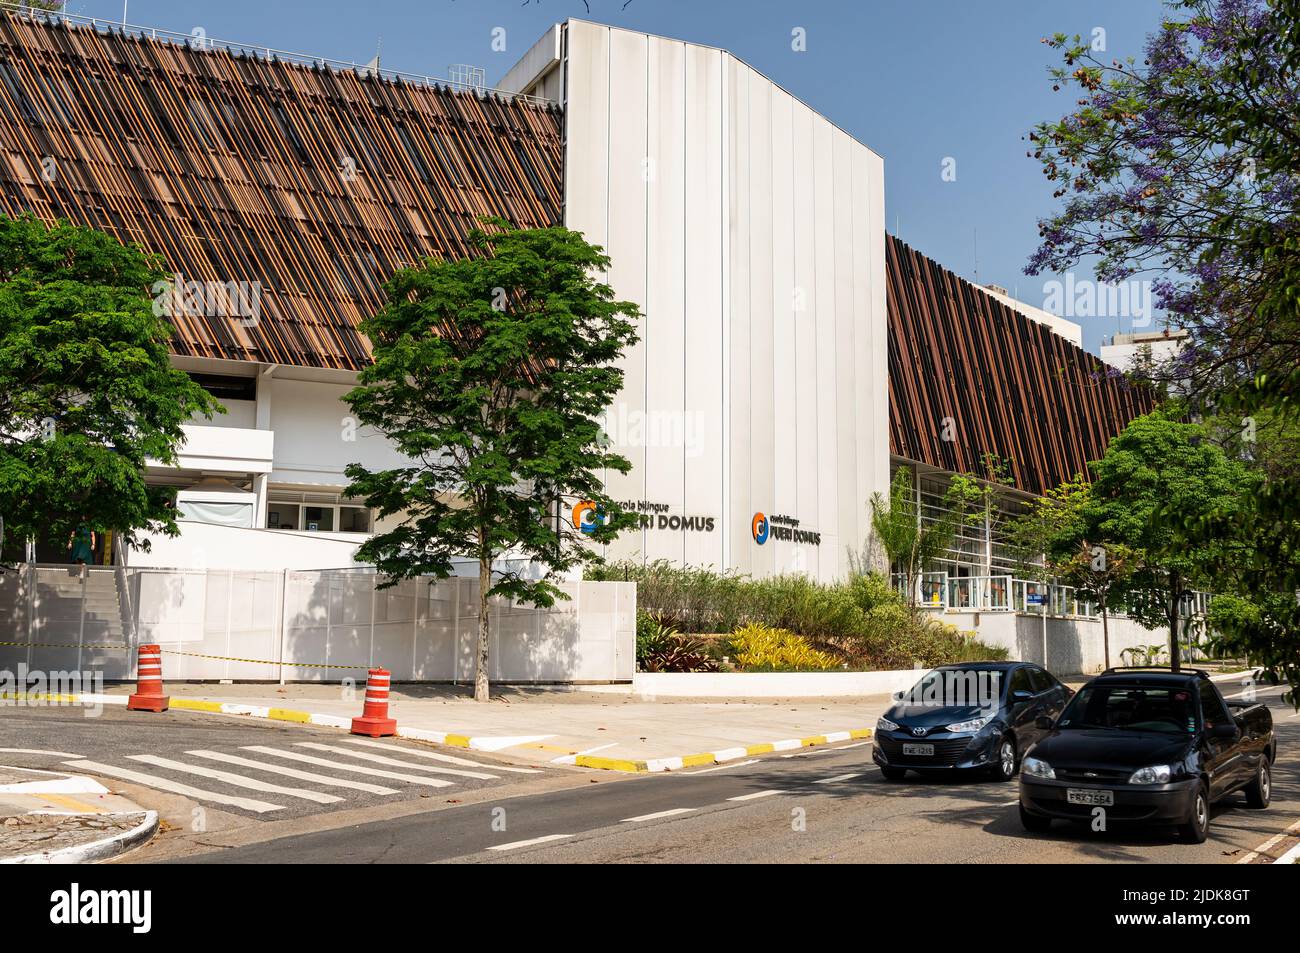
[95,683,891,771]
[0,765,158,863]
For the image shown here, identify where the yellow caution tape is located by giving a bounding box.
[0,640,128,649]
[0,640,371,669]
[159,649,372,669]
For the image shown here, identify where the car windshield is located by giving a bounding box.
[1057,684,1197,734]
[900,668,1004,710]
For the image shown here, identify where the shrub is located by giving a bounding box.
[635,613,720,672]
[729,622,842,672]
[602,563,1007,670]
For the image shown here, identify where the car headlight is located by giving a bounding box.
[1128,764,1173,785]
[876,716,899,732]
[945,715,993,733]
[1021,756,1055,780]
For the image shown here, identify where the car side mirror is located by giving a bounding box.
[1011,690,1033,703]
[1034,715,1054,731]
[1209,723,1238,740]
[892,691,905,702]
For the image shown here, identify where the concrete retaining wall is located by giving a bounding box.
[945,611,1171,675]
[633,669,925,698]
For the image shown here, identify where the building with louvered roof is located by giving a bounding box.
[0,11,1149,584]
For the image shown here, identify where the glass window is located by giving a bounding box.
[1059,685,1196,734]
[302,506,334,532]
[266,502,299,531]
[339,506,370,533]
[1198,681,1231,729]
[1026,668,1051,693]
[1009,667,1033,695]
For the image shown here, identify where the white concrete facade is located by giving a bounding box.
[546,20,890,581]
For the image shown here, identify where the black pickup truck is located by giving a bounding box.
[1018,667,1275,842]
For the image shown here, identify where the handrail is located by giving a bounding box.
[0,3,555,107]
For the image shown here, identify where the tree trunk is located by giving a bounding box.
[1101,605,1111,671]
[1168,572,1181,674]
[475,550,490,702]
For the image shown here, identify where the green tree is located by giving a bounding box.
[868,467,984,614]
[343,222,640,702]
[1079,410,1252,672]
[0,215,219,561]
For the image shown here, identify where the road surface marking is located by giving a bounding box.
[294,742,498,780]
[240,746,454,787]
[813,773,862,784]
[837,741,871,751]
[621,808,697,822]
[486,834,572,851]
[343,738,541,773]
[31,792,109,815]
[1275,840,1300,865]
[681,760,759,775]
[0,748,84,759]
[1238,817,1300,864]
[727,790,785,801]
[127,754,343,804]
[186,750,400,795]
[62,759,284,813]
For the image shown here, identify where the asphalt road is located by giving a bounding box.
[2,682,1294,864]
[158,684,1299,864]
[0,704,546,823]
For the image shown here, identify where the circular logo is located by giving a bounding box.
[751,512,769,545]
[572,501,603,534]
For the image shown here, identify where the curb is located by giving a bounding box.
[1,810,159,865]
[574,728,875,773]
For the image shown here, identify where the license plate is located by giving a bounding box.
[1066,788,1113,806]
[902,743,934,756]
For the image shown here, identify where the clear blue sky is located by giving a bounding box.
[70,0,1170,354]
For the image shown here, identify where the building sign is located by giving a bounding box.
[751,511,821,546]
[572,500,715,534]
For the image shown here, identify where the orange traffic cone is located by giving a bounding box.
[350,667,397,737]
[126,643,169,712]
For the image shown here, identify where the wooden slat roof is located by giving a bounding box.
[0,12,563,370]
[887,234,1153,495]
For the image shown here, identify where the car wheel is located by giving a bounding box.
[1178,783,1210,843]
[990,736,1017,782]
[1019,802,1052,833]
[1243,758,1271,809]
[879,766,907,781]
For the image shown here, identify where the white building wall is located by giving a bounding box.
[562,20,889,581]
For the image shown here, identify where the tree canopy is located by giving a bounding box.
[344,221,640,701]
[0,214,218,558]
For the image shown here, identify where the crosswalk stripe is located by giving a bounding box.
[343,738,542,774]
[127,755,343,804]
[184,750,400,795]
[727,790,785,801]
[240,746,454,787]
[62,759,284,813]
[294,742,498,780]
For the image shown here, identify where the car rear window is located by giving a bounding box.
[1058,684,1197,734]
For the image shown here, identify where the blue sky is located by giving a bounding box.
[68,0,1171,353]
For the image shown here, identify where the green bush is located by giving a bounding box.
[598,562,1007,671]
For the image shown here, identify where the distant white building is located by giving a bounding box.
[1100,328,1191,373]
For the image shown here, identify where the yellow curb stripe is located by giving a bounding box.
[800,735,829,746]
[36,792,109,815]
[680,752,716,768]
[170,699,223,713]
[745,743,775,756]
[442,734,473,749]
[1,691,80,704]
[849,728,874,740]
[574,755,647,773]
[267,708,312,724]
